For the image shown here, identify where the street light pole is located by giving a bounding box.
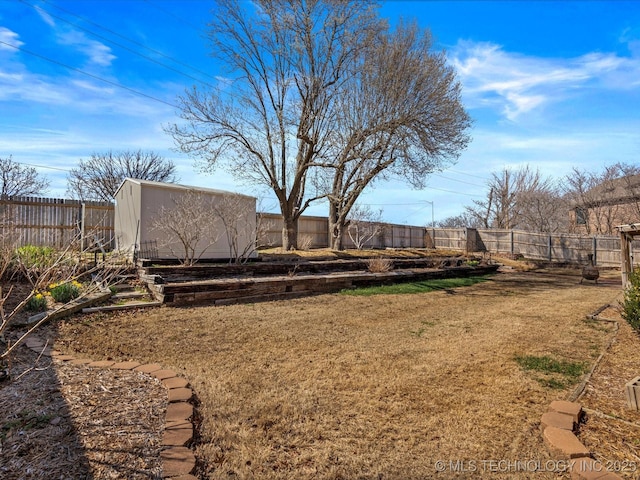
[424,200,435,249]
[424,200,434,228]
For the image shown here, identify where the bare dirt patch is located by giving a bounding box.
[48,270,622,479]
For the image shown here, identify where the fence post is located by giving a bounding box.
[548,235,552,262]
[510,230,514,255]
[80,202,86,251]
[592,236,597,265]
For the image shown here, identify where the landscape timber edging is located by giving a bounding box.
[144,264,499,306]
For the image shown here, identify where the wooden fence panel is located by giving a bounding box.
[429,227,627,267]
[0,196,114,249]
[262,214,427,249]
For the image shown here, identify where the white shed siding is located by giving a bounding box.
[114,178,257,261]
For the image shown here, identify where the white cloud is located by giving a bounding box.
[57,30,116,67]
[70,79,115,95]
[450,40,640,120]
[34,5,56,28]
[0,27,24,50]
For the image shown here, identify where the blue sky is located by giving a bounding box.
[1,0,639,226]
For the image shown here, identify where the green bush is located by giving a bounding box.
[15,245,56,269]
[49,282,81,303]
[621,267,640,332]
[25,293,48,312]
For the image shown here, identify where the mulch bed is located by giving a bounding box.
[0,336,166,480]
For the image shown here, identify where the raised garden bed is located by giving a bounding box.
[139,258,498,306]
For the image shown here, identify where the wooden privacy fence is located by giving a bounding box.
[428,228,629,267]
[260,213,425,249]
[0,196,629,267]
[0,196,115,249]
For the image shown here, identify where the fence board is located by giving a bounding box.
[0,196,114,249]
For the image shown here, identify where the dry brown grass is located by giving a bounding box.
[52,271,622,479]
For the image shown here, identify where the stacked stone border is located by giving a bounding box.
[22,335,198,479]
[542,303,625,480]
[542,400,623,480]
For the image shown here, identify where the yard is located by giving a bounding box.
[47,268,632,479]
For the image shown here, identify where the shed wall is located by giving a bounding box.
[114,181,142,256]
[115,180,257,261]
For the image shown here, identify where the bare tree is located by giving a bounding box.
[150,190,222,266]
[564,163,640,234]
[67,150,178,202]
[437,211,483,228]
[319,22,471,249]
[346,204,384,250]
[167,0,386,250]
[0,156,49,198]
[213,193,269,264]
[615,163,640,220]
[465,165,563,232]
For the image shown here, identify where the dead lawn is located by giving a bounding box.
[53,270,623,479]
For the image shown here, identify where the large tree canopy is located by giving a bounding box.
[318,22,471,248]
[169,0,470,249]
[67,150,178,202]
[0,156,49,198]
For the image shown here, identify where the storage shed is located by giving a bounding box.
[114,178,257,262]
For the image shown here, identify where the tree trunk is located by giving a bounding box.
[282,216,298,250]
[328,203,344,250]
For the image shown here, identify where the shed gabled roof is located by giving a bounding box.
[114,178,255,200]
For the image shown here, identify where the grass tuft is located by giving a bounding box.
[515,354,587,390]
[341,276,490,296]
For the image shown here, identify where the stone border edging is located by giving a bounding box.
[542,303,626,480]
[541,400,624,479]
[22,336,198,479]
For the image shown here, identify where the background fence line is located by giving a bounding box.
[429,228,629,267]
[0,196,631,267]
[0,196,115,249]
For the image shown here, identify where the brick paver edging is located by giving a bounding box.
[541,400,624,479]
[23,336,198,479]
[541,303,626,479]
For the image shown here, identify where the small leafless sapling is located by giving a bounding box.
[214,194,273,263]
[347,205,384,250]
[151,189,223,266]
[0,224,129,380]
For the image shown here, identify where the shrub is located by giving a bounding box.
[367,257,393,273]
[49,281,81,303]
[297,234,314,251]
[24,293,48,312]
[15,245,56,269]
[621,267,640,332]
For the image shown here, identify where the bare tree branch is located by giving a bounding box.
[0,156,49,198]
[67,150,178,202]
[168,0,384,250]
[322,22,471,249]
